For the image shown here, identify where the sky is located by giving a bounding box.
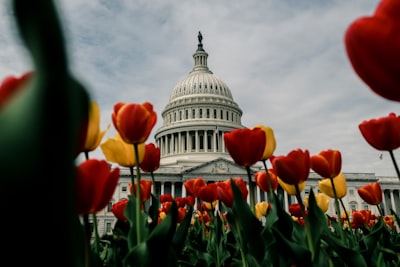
[1,0,400,177]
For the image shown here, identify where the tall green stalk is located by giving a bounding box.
[245,166,255,214]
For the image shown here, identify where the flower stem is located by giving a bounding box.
[83,214,92,267]
[92,213,100,255]
[150,171,157,199]
[245,166,255,214]
[329,177,346,243]
[262,160,273,202]
[133,143,142,244]
[294,184,314,261]
[389,150,400,182]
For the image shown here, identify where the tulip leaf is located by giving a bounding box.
[229,179,265,263]
[172,205,193,252]
[125,195,147,248]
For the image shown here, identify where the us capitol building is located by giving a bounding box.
[95,32,400,235]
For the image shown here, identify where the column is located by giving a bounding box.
[186,131,189,152]
[195,130,199,152]
[178,132,182,153]
[391,190,396,213]
[161,182,165,195]
[171,182,175,197]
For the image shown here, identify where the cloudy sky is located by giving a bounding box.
[1,0,399,177]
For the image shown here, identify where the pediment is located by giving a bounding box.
[183,158,251,176]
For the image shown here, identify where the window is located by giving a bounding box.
[105,222,112,233]
[226,111,229,120]
[122,186,127,192]
[207,134,212,150]
[349,201,357,211]
[192,109,195,119]
[107,202,112,212]
[213,109,217,119]
[349,189,354,195]
[199,109,203,118]
[199,132,204,150]
[206,109,210,118]
[185,110,188,119]
[220,110,223,119]
[179,111,182,120]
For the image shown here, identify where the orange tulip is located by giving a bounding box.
[140,142,160,173]
[254,169,278,192]
[112,101,157,145]
[75,159,120,215]
[129,180,152,204]
[272,149,310,185]
[310,149,342,179]
[224,127,266,167]
[357,182,383,205]
[359,113,400,151]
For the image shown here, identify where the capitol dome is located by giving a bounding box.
[154,32,243,167]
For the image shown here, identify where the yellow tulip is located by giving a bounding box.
[255,201,270,219]
[84,101,109,152]
[100,133,145,167]
[304,193,330,213]
[277,178,306,195]
[255,125,277,160]
[318,172,347,198]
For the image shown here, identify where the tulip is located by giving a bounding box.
[184,177,207,198]
[83,101,109,153]
[217,178,248,208]
[318,173,347,199]
[100,133,145,167]
[272,149,310,185]
[310,149,342,179]
[112,101,157,145]
[344,0,400,102]
[129,180,153,204]
[197,183,219,203]
[357,182,383,206]
[289,203,304,218]
[254,169,278,192]
[277,178,306,195]
[304,193,330,213]
[255,201,270,219]
[140,143,161,173]
[224,127,266,167]
[351,210,371,229]
[75,159,120,215]
[359,113,400,151]
[0,71,33,109]
[111,199,129,222]
[255,125,277,160]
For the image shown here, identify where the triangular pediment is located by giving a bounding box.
[183,157,259,176]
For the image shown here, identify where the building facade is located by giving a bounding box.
[94,32,400,236]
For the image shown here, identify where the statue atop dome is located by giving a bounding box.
[197,31,204,51]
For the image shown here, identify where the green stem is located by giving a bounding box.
[92,213,100,255]
[262,160,273,202]
[294,184,314,261]
[245,166,255,214]
[83,214,92,267]
[389,150,400,182]
[377,204,385,217]
[150,171,157,199]
[133,143,142,244]
[234,218,248,267]
[329,177,346,243]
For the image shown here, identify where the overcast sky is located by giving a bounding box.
[1,0,400,177]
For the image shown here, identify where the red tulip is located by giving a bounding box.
[184,177,207,197]
[359,113,400,151]
[140,143,160,173]
[289,203,303,218]
[111,199,129,222]
[217,178,248,208]
[0,71,33,109]
[344,0,400,101]
[357,182,383,205]
[272,149,310,185]
[197,183,219,203]
[254,169,278,192]
[224,128,266,167]
[160,193,173,203]
[351,210,371,229]
[310,149,342,178]
[75,159,120,215]
[112,101,157,144]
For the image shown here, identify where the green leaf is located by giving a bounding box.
[172,205,193,252]
[230,179,265,262]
